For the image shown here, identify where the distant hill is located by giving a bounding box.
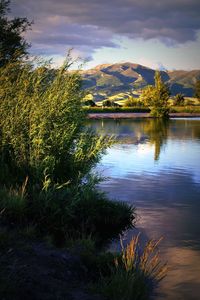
[81,62,200,100]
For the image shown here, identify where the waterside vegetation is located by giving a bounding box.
[0,1,167,299]
[0,57,167,299]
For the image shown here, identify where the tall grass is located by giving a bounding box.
[96,234,167,300]
[120,234,167,281]
[0,58,112,187]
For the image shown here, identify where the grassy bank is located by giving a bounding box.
[169,105,200,113]
[0,58,166,300]
[84,107,150,113]
[84,106,200,114]
[0,226,167,300]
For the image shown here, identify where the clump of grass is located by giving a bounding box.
[120,234,167,282]
[0,177,28,224]
[96,234,167,300]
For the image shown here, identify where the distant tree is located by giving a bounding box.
[102,99,112,107]
[124,96,144,107]
[102,99,121,107]
[194,80,200,100]
[174,93,185,106]
[0,0,31,66]
[84,99,96,107]
[140,71,170,118]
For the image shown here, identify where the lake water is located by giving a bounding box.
[87,118,200,300]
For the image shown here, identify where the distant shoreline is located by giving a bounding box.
[88,112,200,119]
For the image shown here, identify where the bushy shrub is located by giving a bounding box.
[84,99,96,107]
[174,93,185,106]
[102,99,113,107]
[0,58,110,187]
[0,57,135,246]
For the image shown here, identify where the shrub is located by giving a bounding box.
[102,99,113,107]
[124,97,137,107]
[174,93,185,106]
[0,57,111,187]
[84,99,96,107]
[0,58,135,246]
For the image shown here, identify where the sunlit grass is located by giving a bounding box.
[96,234,167,300]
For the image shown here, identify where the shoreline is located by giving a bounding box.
[88,112,200,119]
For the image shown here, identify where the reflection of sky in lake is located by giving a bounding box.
[90,118,200,300]
[98,139,200,184]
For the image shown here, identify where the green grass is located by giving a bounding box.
[85,105,200,114]
[84,107,150,113]
[169,105,200,113]
[0,182,135,247]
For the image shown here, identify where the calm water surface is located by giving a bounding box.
[88,118,200,300]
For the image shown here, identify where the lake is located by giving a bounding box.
[87,117,200,300]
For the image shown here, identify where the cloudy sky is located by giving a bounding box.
[11,0,200,70]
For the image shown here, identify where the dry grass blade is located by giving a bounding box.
[120,234,168,282]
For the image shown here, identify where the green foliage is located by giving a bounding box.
[71,188,135,245]
[102,99,113,107]
[102,99,121,107]
[0,179,135,246]
[124,97,144,107]
[96,74,121,87]
[0,58,111,187]
[0,3,136,272]
[0,179,28,224]
[0,57,135,246]
[0,0,31,66]
[174,93,185,106]
[84,99,96,107]
[169,105,200,113]
[85,107,150,113]
[140,71,170,118]
[194,80,200,99]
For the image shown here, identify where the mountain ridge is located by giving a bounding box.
[81,62,200,98]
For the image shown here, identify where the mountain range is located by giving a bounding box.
[81,62,200,100]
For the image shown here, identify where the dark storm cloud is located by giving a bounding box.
[11,0,200,57]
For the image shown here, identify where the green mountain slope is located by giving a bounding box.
[81,62,200,100]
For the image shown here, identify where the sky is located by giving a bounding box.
[11,0,200,70]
